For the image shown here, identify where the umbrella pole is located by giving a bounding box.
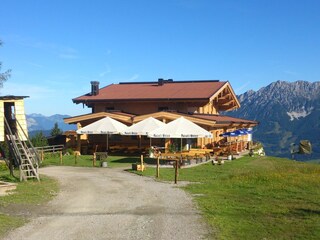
[180,138,183,170]
[106,134,109,152]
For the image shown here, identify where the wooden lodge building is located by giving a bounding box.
[64,79,258,154]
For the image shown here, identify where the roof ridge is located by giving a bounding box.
[119,80,221,85]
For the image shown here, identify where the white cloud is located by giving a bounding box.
[1,82,55,99]
[234,81,251,93]
[127,74,139,81]
[59,53,78,59]
[58,47,79,59]
[284,70,297,76]
[9,35,79,60]
[26,62,43,68]
[99,64,111,77]
[1,81,89,116]
[99,71,107,77]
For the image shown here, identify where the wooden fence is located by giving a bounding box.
[35,145,64,163]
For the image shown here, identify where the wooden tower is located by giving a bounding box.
[0,96,29,142]
[0,96,39,181]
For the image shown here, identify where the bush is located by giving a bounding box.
[0,161,8,171]
[64,148,74,155]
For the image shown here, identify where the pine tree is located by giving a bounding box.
[50,122,63,136]
[31,131,48,147]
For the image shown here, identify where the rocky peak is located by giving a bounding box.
[228,80,320,159]
[238,80,320,112]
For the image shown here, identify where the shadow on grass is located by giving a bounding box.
[292,208,320,216]
[110,157,137,164]
[0,173,19,183]
[109,157,161,164]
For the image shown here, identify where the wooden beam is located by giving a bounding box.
[64,112,133,124]
[217,93,232,100]
[220,99,235,106]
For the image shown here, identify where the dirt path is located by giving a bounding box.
[3,166,210,240]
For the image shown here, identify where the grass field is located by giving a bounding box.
[40,153,159,168]
[134,156,320,239]
[1,154,320,239]
[0,167,59,238]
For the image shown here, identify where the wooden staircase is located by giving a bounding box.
[4,117,40,181]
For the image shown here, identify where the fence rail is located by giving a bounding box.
[35,145,64,153]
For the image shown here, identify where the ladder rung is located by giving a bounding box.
[21,163,30,166]
[22,167,34,171]
[22,171,36,175]
[21,165,33,168]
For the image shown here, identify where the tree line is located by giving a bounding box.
[31,122,63,147]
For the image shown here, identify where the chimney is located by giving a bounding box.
[158,78,164,86]
[91,81,100,96]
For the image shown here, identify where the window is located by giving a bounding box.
[158,107,168,111]
[106,107,115,111]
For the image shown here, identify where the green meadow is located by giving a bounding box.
[1,154,320,239]
[0,169,58,238]
[134,156,320,239]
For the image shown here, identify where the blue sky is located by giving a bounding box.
[1,0,319,116]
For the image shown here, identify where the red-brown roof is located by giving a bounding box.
[73,80,227,103]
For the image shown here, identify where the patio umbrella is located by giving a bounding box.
[234,129,249,136]
[76,116,128,151]
[148,116,213,151]
[122,117,166,148]
[241,128,253,134]
[220,129,251,156]
[123,117,166,136]
[219,131,239,137]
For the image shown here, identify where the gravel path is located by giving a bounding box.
[3,166,210,240]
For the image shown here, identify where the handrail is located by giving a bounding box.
[4,117,21,165]
[4,116,40,181]
[15,118,41,165]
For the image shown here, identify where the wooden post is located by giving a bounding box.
[165,139,170,153]
[74,152,78,165]
[60,151,63,165]
[236,140,239,153]
[76,133,81,152]
[140,154,144,172]
[41,150,44,162]
[93,152,96,167]
[174,159,179,184]
[156,156,160,178]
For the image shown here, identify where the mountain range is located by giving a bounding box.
[27,113,76,136]
[227,80,320,160]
